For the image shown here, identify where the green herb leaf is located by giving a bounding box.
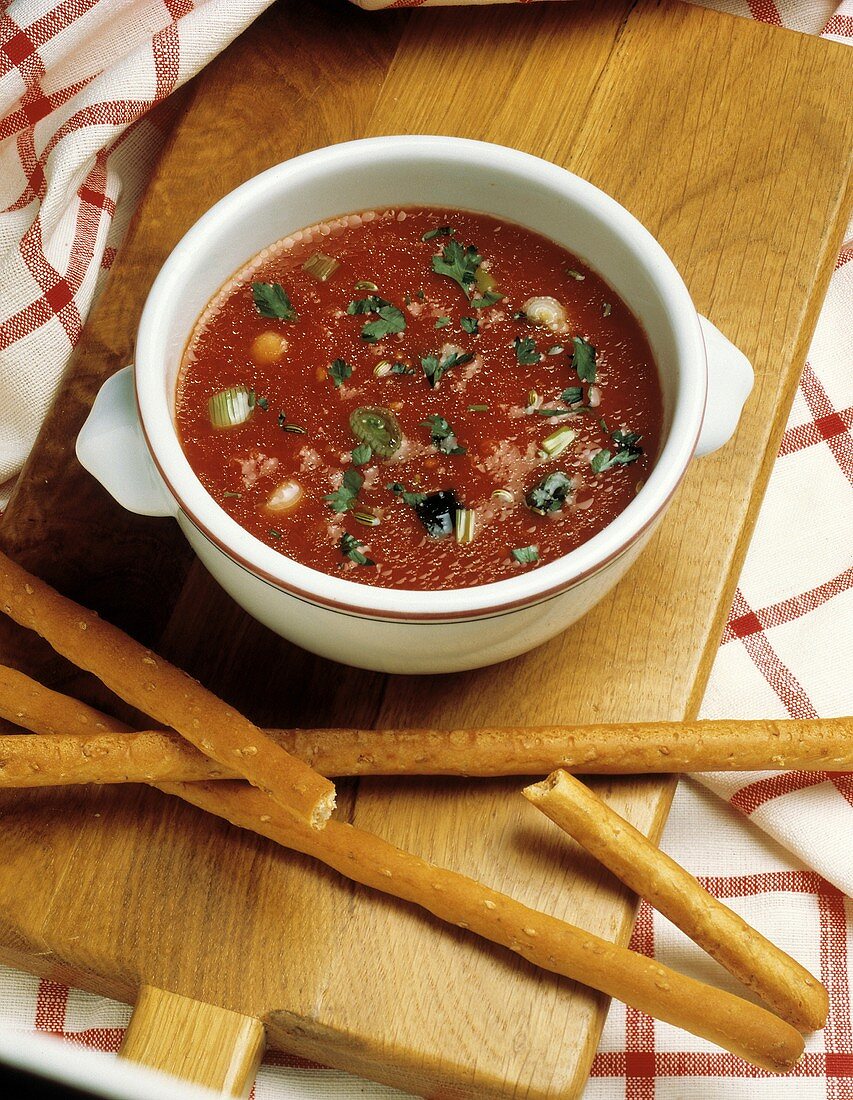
[591,446,642,473]
[525,471,573,515]
[351,443,372,466]
[431,238,482,298]
[571,336,597,383]
[511,545,539,564]
[461,316,479,335]
[535,407,571,417]
[471,289,504,310]
[611,428,642,451]
[435,316,451,329]
[340,532,375,567]
[421,414,467,456]
[324,468,363,513]
[252,282,297,321]
[254,394,269,411]
[514,335,540,365]
[421,226,454,241]
[387,482,428,507]
[390,362,415,375]
[327,358,352,388]
[347,295,407,343]
[421,350,474,388]
[561,386,584,405]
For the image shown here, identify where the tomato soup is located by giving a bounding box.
[176,208,663,590]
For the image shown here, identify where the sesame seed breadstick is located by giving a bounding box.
[523,770,828,1032]
[3,673,805,1071]
[0,552,335,827]
[168,778,805,1073]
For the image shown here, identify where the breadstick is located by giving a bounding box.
[523,771,828,1032]
[167,778,804,1073]
[0,669,850,785]
[0,553,335,827]
[6,678,805,1071]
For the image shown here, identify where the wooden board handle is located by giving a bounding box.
[119,985,266,1096]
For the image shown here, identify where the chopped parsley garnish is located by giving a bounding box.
[324,468,363,513]
[461,316,479,335]
[571,335,597,383]
[435,316,451,329]
[347,296,406,342]
[512,545,539,564]
[252,282,297,321]
[561,386,584,405]
[340,532,375,567]
[421,226,454,241]
[387,482,428,507]
[591,428,644,473]
[421,414,466,455]
[514,335,540,365]
[525,470,573,515]
[471,289,504,310]
[421,349,474,388]
[327,358,352,388]
[351,443,372,466]
[431,238,482,299]
[390,362,416,375]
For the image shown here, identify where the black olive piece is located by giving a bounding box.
[414,490,460,539]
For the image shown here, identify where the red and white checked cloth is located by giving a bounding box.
[0,1,851,1097]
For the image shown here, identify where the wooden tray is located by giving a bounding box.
[0,1,850,1096]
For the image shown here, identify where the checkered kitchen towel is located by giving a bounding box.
[0,1,851,1098]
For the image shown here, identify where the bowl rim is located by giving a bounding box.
[135,135,706,620]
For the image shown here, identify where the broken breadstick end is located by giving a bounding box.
[311,788,337,829]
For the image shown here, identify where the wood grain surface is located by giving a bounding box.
[0,1,850,1097]
[120,986,265,1097]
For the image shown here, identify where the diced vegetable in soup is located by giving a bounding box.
[176,208,663,590]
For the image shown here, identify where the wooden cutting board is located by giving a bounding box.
[0,1,850,1096]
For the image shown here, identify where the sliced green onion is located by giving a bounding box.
[354,279,379,291]
[512,545,539,564]
[373,360,393,378]
[491,488,514,504]
[223,491,242,499]
[302,252,340,282]
[541,426,578,458]
[526,390,539,408]
[208,385,255,429]
[522,296,567,330]
[455,508,476,545]
[354,510,381,527]
[468,404,489,412]
[603,302,612,317]
[547,345,565,356]
[567,269,586,281]
[284,424,307,435]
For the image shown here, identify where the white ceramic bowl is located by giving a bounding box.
[77,136,752,674]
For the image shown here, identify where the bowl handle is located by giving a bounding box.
[695,316,754,456]
[76,366,178,517]
[695,316,752,457]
